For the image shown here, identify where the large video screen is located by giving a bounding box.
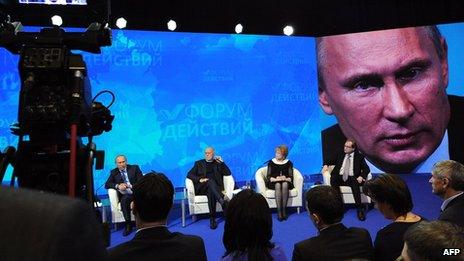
[319,23,464,174]
[0,28,319,190]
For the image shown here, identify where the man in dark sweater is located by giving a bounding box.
[292,185,374,261]
[187,146,231,229]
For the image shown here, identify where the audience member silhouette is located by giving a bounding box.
[222,189,287,261]
[0,186,108,261]
[363,174,424,261]
[399,221,464,261]
[293,186,373,260]
[108,172,207,261]
[293,185,374,261]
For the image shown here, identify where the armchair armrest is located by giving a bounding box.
[321,165,335,185]
[223,175,235,200]
[255,167,268,194]
[108,188,120,211]
[293,168,304,191]
[185,178,196,203]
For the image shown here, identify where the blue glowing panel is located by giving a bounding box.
[0,29,320,189]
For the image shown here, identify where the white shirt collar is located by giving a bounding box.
[135,224,167,234]
[441,191,464,211]
[272,158,289,165]
[366,130,450,173]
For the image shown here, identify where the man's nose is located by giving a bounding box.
[382,82,414,123]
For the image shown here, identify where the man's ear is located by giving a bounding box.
[319,89,334,115]
[310,213,320,225]
[442,177,450,189]
[131,201,137,215]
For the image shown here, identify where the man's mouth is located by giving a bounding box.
[382,131,418,147]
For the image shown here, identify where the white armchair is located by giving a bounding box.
[255,167,303,213]
[107,188,135,226]
[321,165,372,204]
[185,175,235,221]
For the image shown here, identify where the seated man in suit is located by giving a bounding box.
[429,160,464,227]
[324,138,370,221]
[108,172,207,261]
[0,186,107,261]
[399,221,464,260]
[292,185,374,261]
[187,146,231,229]
[105,155,143,236]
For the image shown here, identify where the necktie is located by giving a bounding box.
[343,154,351,182]
[121,170,128,183]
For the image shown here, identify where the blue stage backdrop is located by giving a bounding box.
[0,28,320,190]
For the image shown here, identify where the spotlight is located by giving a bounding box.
[235,23,243,34]
[50,15,63,26]
[116,17,127,29]
[283,25,294,36]
[167,20,177,31]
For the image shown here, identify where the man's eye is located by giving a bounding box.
[397,67,422,82]
[353,79,383,91]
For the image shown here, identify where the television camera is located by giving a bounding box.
[0,0,114,205]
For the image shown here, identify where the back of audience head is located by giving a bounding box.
[306,185,344,229]
[223,189,274,261]
[362,174,413,219]
[132,172,174,224]
[431,160,464,197]
[400,221,464,261]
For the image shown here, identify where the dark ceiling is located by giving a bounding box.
[5,0,464,36]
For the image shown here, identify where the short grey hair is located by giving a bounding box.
[432,160,464,191]
[115,155,127,162]
[204,146,215,152]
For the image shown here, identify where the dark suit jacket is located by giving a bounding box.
[0,186,107,261]
[187,159,231,191]
[292,223,374,261]
[328,150,370,181]
[439,192,464,228]
[104,164,143,190]
[322,95,464,169]
[108,226,207,261]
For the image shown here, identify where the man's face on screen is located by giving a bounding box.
[318,27,450,173]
